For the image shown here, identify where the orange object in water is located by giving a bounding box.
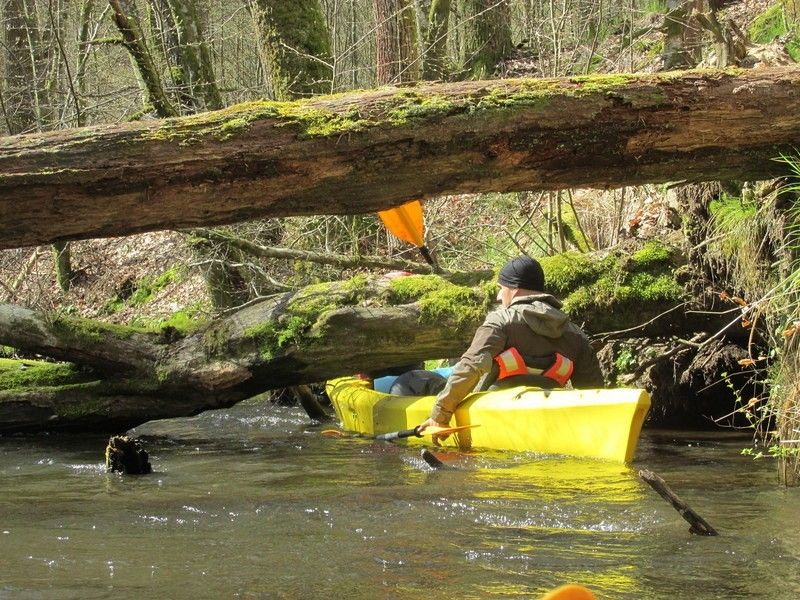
[540,584,596,600]
[378,200,425,247]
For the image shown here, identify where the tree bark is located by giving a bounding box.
[248,0,333,100]
[161,0,224,111]
[660,1,704,71]
[374,0,420,84]
[108,0,179,118]
[459,0,513,79]
[422,0,451,80]
[2,0,46,134]
[2,67,800,250]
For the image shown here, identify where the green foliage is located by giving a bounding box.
[105,266,186,313]
[741,444,800,459]
[749,2,790,43]
[748,2,800,61]
[708,193,759,257]
[615,347,637,374]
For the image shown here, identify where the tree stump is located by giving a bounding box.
[105,435,152,475]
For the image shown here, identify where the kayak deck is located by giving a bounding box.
[326,377,650,463]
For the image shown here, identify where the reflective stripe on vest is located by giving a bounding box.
[542,353,574,387]
[494,348,528,379]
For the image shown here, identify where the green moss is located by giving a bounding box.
[143,101,282,143]
[386,93,456,125]
[628,272,683,301]
[416,285,489,325]
[475,79,561,110]
[243,275,372,358]
[562,271,682,315]
[131,302,209,337]
[53,392,110,419]
[203,321,234,358]
[243,321,280,361]
[0,359,93,391]
[51,315,147,346]
[386,274,451,304]
[630,240,673,270]
[141,69,746,145]
[540,252,605,295]
[385,274,494,326]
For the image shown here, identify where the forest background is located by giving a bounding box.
[2,0,800,483]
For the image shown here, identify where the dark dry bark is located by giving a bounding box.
[2,68,800,250]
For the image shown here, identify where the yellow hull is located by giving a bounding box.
[326,377,650,463]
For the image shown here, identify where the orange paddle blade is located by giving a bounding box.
[320,429,347,437]
[378,200,425,247]
[540,585,596,600]
[423,424,480,436]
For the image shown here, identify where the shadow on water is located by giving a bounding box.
[1,404,800,599]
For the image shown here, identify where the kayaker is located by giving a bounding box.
[418,255,604,433]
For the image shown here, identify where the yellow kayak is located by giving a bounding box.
[325,377,650,463]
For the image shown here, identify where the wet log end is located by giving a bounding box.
[105,435,153,475]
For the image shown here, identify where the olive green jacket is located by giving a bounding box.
[429,293,604,423]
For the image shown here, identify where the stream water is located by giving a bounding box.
[1,399,798,599]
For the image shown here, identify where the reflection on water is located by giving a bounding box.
[1,399,799,599]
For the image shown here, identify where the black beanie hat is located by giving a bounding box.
[498,256,545,291]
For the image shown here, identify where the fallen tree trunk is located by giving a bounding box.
[0,239,734,432]
[3,67,800,249]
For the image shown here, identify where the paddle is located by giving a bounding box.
[374,423,478,442]
[377,200,438,270]
[540,585,596,600]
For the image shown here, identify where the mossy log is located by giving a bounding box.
[3,67,800,249]
[0,246,728,432]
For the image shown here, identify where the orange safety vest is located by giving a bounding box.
[493,348,574,387]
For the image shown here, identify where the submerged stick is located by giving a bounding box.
[291,385,333,422]
[639,469,718,536]
[421,449,450,470]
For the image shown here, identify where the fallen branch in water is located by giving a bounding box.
[639,468,718,536]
